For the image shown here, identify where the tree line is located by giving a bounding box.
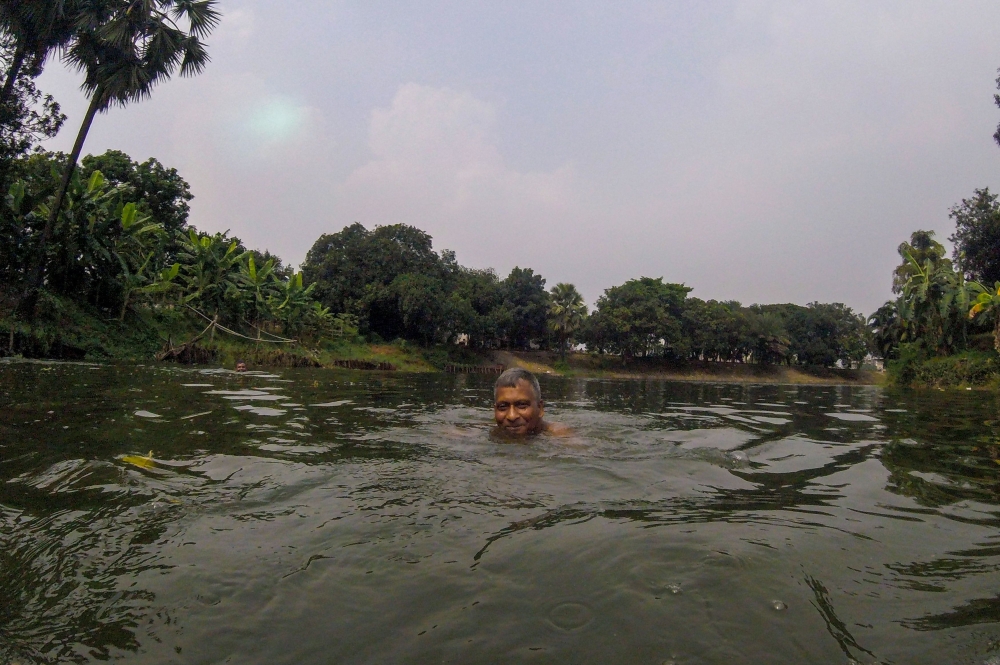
[300,223,870,366]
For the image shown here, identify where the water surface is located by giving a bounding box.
[2,361,1000,664]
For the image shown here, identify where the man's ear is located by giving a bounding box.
[538,399,544,415]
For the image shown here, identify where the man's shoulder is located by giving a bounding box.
[541,421,573,437]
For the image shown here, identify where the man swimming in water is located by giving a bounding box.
[493,368,570,437]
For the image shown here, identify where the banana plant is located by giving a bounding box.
[175,229,246,317]
[969,282,1000,353]
[267,272,316,337]
[239,255,278,328]
[113,203,168,319]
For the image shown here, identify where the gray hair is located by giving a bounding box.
[494,367,541,402]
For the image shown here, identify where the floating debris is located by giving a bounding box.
[122,451,156,469]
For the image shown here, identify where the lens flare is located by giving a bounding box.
[245,98,307,143]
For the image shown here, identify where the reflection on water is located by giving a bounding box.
[2,360,1000,663]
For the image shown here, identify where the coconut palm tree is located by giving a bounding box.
[969,282,1000,353]
[24,0,219,311]
[547,282,587,359]
[897,250,972,355]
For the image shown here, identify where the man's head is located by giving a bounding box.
[494,368,544,435]
[235,361,247,372]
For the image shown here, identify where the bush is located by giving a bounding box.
[888,347,999,387]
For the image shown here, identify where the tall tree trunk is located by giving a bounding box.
[0,45,27,108]
[19,92,103,316]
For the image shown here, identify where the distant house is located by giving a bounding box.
[455,333,470,347]
[867,355,885,371]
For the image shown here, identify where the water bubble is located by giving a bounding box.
[548,602,593,631]
[771,600,787,611]
[727,451,750,468]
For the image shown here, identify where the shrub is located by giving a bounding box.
[889,347,999,387]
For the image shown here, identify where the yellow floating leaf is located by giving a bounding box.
[122,452,156,469]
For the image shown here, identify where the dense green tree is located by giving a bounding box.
[2,149,194,298]
[304,223,559,347]
[267,271,316,338]
[776,302,867,367]
[949,188,1000,286]
[585,277,690,360]
[450,267,505,347]
[0,36,64,175]
[500,267,549,350]
[737,306,790,365]
[547,282,587,359]
[303,223,447,318]
[681,298,744,362]
[81,150,192,233]
[385,273,448,345]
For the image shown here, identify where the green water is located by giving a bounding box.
[2,360,1000,664]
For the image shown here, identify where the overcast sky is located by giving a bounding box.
[37,0,1000,314]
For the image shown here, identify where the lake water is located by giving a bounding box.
[2,361,1000,664]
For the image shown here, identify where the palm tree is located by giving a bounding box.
[24,0,220,310]
[897,250,971,355]
[0,0,81,106]
[868,301,902,360]
[969,282,1000,353]
[547,282,587,359]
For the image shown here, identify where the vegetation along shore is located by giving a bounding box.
[1,2,999,388]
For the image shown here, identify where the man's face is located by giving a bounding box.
[494,381,544,435]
